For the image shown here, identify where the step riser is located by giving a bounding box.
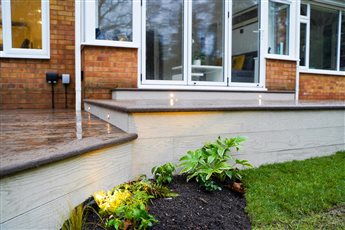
[112,91,295,101]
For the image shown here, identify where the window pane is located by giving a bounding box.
[341,12,345,71]
[300,4,307,16]
[146,0,184,81]
[96,0,132,42]
[11,0,42,49]
[268,1,290,55]
[232,0,259,83]
[300,23,307,66]
[310,6,338,70]
[192,0,224,82]
[0,1,3,51]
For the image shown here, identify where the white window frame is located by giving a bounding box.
[0,0,50,59]
[83,0,141,48]
[299,2,345,75]
[264,0,298,61]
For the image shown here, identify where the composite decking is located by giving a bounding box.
[0,109,137,229]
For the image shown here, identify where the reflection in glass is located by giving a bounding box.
[192,0,224,82]
[268,1,289,55]
[232,0,259,83]
[310,6,338,70]
[300,23,306,66]
[341,12,345,71]
[11,0,42,49]
[146,0,184,81]
[96,0,132,42]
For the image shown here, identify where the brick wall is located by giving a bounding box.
[266,59,296,91]
[82,46,137,100]
[0,0,75,109]
[299,73,345,100]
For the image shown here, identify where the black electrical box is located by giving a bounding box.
[46,72,59,84]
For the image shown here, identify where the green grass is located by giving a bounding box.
[243,151,345,229]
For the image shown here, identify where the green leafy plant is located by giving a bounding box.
[93,175,177,229]
[151,162,176,185]
[61,204,85,230]
[179,136,253,191]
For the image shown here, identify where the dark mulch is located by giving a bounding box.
[82,175,251,230]
[149,175,251,230]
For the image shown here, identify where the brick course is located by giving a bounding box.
[82,46,137,100]
[266,59,296,91]
[0,0,75,109]
[299,73,345,100]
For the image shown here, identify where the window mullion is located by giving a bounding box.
[337,11,342,71]
[306,3,310,69]
[2,0,12,53]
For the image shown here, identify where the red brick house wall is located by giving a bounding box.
[266,59,296,91]
[0,0,75,109]
[82,46,137,100]
[299,73,345,100]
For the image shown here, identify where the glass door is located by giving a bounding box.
[231,0,260,86]
[188,0,227,86]
[142,0,186,85]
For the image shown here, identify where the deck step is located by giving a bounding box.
[112,88,295,101]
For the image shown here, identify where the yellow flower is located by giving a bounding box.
[94,189,132,214]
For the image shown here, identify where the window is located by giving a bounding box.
[96,0,132,42]
[268,1,290,55]
[299,4,344,73]
[300,23,307,66]
[310,6,338,70]
[145,0,184,81]
[0,0,49,58]
[84,0,140,47]
[300,4,307,16]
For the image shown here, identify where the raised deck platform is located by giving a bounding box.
[0,110,137,229]
[85,97,345,176]
[1,94,344,229]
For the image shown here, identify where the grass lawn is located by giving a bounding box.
[243,151,345,229]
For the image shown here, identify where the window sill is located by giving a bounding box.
[299,68,345,76]
[0,52,50,59]
[265,54,298,62]
[81,41,139,49]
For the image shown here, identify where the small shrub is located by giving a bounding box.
[151,162,176,185]
[179,136,252,191]
[93,175,177,229]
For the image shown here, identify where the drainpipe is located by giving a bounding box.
[295,61,300,102]
[295,0,301,102]
[75,0,82,112]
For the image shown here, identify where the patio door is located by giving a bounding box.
[188,0,228,86]
[141,0,263,87]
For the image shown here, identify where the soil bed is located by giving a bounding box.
[149,175,251,230]
[83,175,251,229]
